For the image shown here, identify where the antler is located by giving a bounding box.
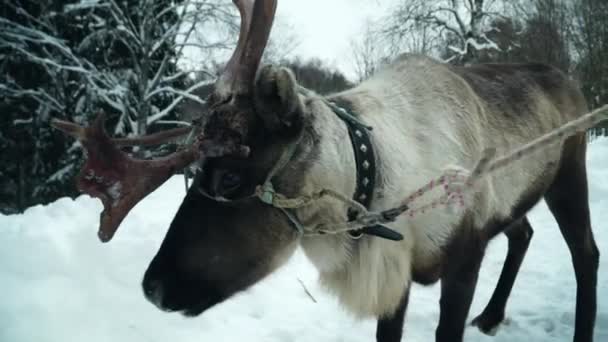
[51,0,279,242]
[215,0,255,98]
[214,0,277,98]
[51,113,199,242]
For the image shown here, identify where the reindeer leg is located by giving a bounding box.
[376,285,410,342]
[544,135,597,342]
[472,217,534,334]
[435,229,486,342]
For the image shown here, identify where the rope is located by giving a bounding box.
[267,105,608,237]
[256,187,369,213]
[181,127,198,192]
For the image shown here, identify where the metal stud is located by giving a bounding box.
[362,160,370,170]
[355,130,362,137]
[360,144,367,153]
[362,177,369,186]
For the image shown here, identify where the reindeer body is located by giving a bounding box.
[298,54,590,323]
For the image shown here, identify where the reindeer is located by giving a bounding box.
[51,0,599,341]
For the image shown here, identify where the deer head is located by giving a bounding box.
[54,0,328,316]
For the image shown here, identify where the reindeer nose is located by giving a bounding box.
[143,278,166,310]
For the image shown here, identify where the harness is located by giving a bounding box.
[189,100,608,242]
[195,98,405,242]
[326,99,403,240]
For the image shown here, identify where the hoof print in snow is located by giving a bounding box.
[530,317,557,333]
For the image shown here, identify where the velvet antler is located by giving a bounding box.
[52,0,279,242]
[214,0,277,98]
[51,113,199,242]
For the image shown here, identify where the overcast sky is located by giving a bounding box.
[182,0,396,81]
[275,0,393,80]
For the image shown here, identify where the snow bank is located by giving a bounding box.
[1,139,607,341]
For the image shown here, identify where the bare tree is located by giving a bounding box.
[350,21,393,82]
[572,0,608,109]
[520,0,572,70]
[472,0,572,71]
[570,0,608,136]
[380,0,521,64]
[263,18,300,63]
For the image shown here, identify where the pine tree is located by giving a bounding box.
[0,0,231,213]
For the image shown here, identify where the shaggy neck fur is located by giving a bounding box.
[296,94,417,318]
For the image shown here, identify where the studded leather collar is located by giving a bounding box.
[327,99,401,241]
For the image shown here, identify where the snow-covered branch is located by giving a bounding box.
[0,83,64,112]
[162,70,192,84]
[381,0,517,63]
[108,0,141,44]
[3,0,233,127]
[147,79,214,125]
[1,0,240,212]
[154,120,193,127]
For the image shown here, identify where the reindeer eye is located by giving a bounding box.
[221,171,242,193]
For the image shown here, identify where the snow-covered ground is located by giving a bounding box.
[2,139,607,342]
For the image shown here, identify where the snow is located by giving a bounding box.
[1,139,608,342]
[63,0,102,13]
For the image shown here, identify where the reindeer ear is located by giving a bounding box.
[254,65,304,133]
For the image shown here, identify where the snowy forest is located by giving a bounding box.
[1,0,607,216]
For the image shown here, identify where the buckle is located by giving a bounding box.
[348,229,364,239]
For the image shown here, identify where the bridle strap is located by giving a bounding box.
[254,98,403,241]
[194,94,404,241]
[257,129,304,206]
